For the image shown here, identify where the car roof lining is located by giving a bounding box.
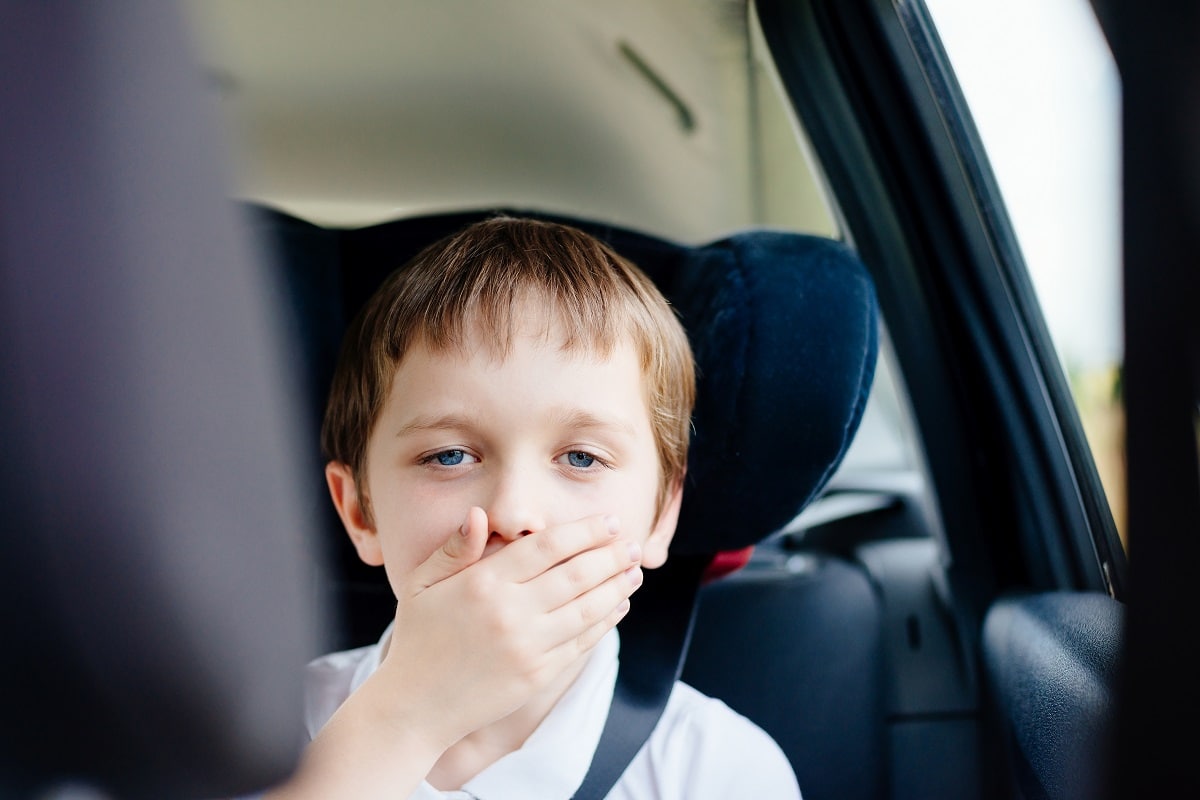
[182,0,837,241]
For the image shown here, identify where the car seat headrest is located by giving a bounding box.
[669,231,878,553]
[251,206,878,557]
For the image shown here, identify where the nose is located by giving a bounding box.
[484,465,547,542]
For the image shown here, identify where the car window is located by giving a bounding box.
[921,0,1125,544]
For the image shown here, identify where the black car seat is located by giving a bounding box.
[246,204,881,799]
[0,5,323,799]
[684,548,887,800]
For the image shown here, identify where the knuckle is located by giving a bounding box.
[534,529,564,560]
[563,561,589,591]
[463,571,495,602]
[575,625,604,654]
[524,659,555,692]
[490,606,520,639]
[576,597,600,627]
[493,630,532,676]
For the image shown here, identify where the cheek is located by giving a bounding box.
[592,469,661,541]
[379,527,445,576]
[374,486,466,576]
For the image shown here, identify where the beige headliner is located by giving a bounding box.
[183,0,834,242]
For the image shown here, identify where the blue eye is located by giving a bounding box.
[566,451,595,468]
[419,449,479,469]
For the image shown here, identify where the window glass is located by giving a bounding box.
[922,0,1125,544]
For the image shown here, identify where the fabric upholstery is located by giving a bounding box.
[669,232,878,553]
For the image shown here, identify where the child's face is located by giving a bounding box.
[331,312,681,598]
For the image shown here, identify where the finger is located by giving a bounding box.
[517,592,635,693]
[527,537,643,611]
[410,506,489,591]
[492,514,621,583]
[539,562,643,648]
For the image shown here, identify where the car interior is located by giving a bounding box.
[248,203,879,800]
[5,1,1194,800]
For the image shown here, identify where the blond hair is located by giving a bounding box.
[320,216,696,523]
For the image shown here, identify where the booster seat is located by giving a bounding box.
[249,204,882,799]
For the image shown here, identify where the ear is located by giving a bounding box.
[325,461,384,567]
[642,478,683,569]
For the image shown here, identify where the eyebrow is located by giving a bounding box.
[394,409,638,439]
[394,413,480,438]
[550,408,638,439]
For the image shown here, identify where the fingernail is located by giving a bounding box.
[627,541,642,562]
[625,566,643,586]
[605,515,620,536]
[459,509,472,537]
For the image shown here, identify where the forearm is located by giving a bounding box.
[263,675,448,800]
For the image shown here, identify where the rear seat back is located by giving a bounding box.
[684,549,886,800]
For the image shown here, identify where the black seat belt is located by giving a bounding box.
[571,554,710,800]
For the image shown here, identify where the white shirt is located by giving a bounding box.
[303,625,802,800]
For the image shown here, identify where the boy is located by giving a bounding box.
[264,217,800,798]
